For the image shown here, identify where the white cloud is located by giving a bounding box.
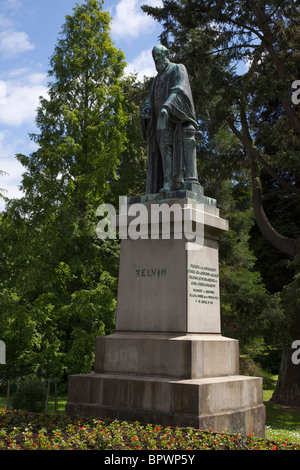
[0,70,48,127]
[0,157,24,198]
[0,131,27,210]
[0,13,14,29]
[6,67,29,78]
[125,48,156,79]
[1,0,22,11]
[0,29,34,58]
[111,0,162,40]
[0,68,46,210]
[0,81,6,105]
[0,84,44,126]
[0,0,35,59]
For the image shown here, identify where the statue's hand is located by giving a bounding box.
[157,107,168,130]
[141,105,151,119]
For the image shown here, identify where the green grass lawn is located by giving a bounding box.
[264,389,300,443]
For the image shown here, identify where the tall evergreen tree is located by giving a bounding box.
[0,170,7,199]
[0,0,128,380]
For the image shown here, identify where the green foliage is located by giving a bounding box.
[18,0,128,208]
[279,256,300,344]
[216,181,285,347]
[12,378,46,413]
[1,0,298,396]
[0,0,130,380]
[250,173,300,293]
[109,77,149,203]
[143,0,300,252]
[0,170,8,199]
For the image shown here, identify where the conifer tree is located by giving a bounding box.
[0,0,128,379]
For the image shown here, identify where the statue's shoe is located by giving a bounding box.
[159,184,172,193]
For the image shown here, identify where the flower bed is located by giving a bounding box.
[0,408,299,450]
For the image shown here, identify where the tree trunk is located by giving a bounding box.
[270,348,300,405]
[227,113,300,257]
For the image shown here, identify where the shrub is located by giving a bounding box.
[12,378,46,413]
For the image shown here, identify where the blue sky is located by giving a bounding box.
[0,0,163,210]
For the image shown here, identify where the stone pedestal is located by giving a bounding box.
[66,190,265,437]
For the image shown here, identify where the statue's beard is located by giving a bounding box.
[155,61,168,74]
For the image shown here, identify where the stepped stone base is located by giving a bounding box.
[66,194,265,437]
[94,332,239,379]
[66,332,265,437]
[66,372,265,436]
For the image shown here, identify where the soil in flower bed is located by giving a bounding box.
[0,409,299,450]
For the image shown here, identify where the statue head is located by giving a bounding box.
[152,45,170,74]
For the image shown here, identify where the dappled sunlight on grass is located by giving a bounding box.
[264,386,300,442]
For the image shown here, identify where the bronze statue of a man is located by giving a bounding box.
[140,45,199,194]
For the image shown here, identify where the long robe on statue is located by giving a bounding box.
[140,62,198,194]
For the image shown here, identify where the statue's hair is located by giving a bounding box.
[152,45,170,57]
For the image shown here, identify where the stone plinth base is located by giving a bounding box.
[66,193,265,437]
[66,332,265,437]
[65,372,265,437]
[94,333,239,379]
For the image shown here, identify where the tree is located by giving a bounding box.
[0,170,7,199]
[142,0,300,403]
[0,0,128,380]
[109,76,150,204]
[217,181,284,348]
[142,0,300,254]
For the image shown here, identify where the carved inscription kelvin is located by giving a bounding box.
[188,263,219,305]
[136,268,167,278]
